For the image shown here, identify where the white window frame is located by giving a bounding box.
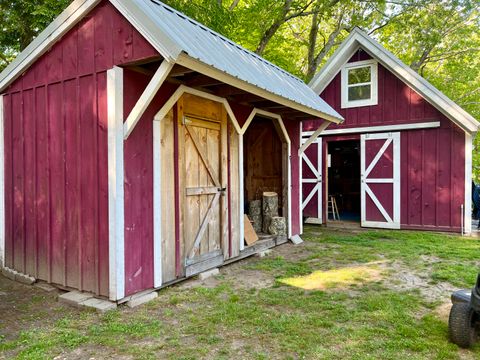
[341,59,378,109]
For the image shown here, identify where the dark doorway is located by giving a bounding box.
[327,140,361,221]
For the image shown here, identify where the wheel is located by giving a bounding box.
[449,302,477,348]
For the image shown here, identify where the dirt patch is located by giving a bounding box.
[178,256,275,290]
[380,260,456,302]
[178,242,315,291]
[0,275,82,343]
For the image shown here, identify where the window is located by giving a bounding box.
[341,59,378,108]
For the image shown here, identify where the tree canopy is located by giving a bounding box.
[0,0,479,176]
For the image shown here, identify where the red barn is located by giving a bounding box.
[303,28,479,234]
[0,0,342,301]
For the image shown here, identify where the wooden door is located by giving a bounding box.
[301,138,323,224]
[360,132,400,229]
[179,98,228,276]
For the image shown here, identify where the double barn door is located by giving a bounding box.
[301,131,400,229]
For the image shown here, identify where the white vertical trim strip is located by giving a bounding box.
[107,67,125,301]
[0,95,4,268]
[465,133,473,234]
[392,132,401,226]
[153,120,162,287]
[299,122,303,235]
[360,134,367,225]
[239,135,245,251]
[317,138,323,222]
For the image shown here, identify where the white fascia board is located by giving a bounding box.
[309,28,479,135]
[109,0,182,62]
[177,54,343,124]
[0,0,102,92]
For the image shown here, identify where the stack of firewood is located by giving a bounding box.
[247,192,286,236]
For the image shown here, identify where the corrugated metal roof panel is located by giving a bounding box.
[134,0,343,122]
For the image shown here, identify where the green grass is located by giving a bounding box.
[1,226,479,359]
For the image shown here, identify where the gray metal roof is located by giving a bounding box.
[119,0,343,122]
[0,0,342,122]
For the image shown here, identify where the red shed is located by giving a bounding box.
[0,0,343,301]
[303,28,479,234]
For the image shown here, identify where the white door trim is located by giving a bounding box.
[360,132,400,229]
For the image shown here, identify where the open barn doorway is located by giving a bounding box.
[327,139,361,223]
[243,116,289,242]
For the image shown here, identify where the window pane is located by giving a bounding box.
[348,85,371,101]
[348,66,371,84]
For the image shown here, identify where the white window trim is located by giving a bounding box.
[341,59,378,109]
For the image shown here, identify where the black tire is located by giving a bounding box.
[448,302,477,348]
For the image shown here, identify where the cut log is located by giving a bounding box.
[249,200,262,215]
[268,216,286,236]
[248,200,262,233]
[262,192,278,233]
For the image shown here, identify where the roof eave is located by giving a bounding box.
[177,53,344,124]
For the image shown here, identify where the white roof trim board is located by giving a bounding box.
[309,28,479,134]
[0,0,343,124]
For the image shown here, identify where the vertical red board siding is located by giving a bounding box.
[12,92,25,273]
[35,87,50,280]
[48,83,66,286]
[64,79,80,289]
[97,72,110,297]
[284,119,300,236]
[1,1,159,296]
[304,49,466,232]
[123,70,178,296]
[23,89,36,276]
[4,95,13,269]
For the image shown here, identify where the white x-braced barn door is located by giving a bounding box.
[301,137,322,224]
[361,132,400,229]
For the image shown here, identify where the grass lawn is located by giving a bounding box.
[1,226,480,359]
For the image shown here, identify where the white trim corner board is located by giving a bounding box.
[464,132,473,235]
[107,66,125,301]
[153,120,162,287]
